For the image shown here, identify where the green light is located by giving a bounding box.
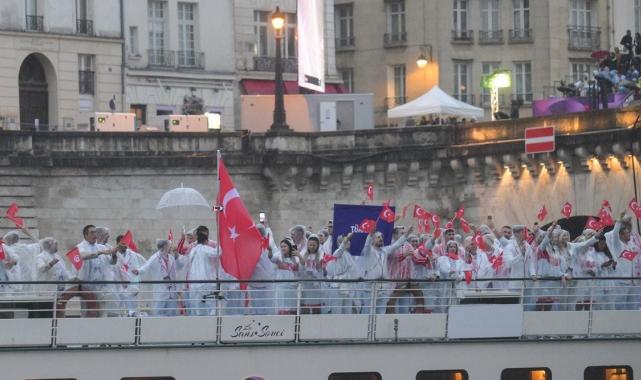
[490,72,511,88]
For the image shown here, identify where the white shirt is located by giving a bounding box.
[360,234,407,279]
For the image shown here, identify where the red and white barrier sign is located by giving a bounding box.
[525,126,555,154]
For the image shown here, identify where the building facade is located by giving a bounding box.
[232,0,340,129]
[0,0,123,131]
[123,0,236,131]
[334,0,611,125]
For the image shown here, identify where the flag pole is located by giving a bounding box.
[216,150,222,288]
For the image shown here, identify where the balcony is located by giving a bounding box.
[335,36,355,51]
[177,50,205,69]
[478,29,504,44]
[147,49,175,68]
[384,96,407,110]
[451,29,473,44]
[568,27,601,51]
[453,93,475,105]
[383,32,407,47]
[76,19,94,35]
[25,15,43,32]
[253,56,298,73]
[78,70,95,95]
[509,28,533,44]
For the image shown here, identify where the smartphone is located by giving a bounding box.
[259,212,266,223]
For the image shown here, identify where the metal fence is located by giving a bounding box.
[1,277,639,319]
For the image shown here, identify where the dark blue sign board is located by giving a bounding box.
[332,203,395,256]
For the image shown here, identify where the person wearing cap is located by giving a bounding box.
[114,234,146,316]
[298,234,324,314]
[360,225,414,314]
[605,212,641,310]
[504,225,536,302]
[133,239,183,316]
[386,232,425,314]
[247,223,277,315]
[271,238,301,315]
[592,233,618,310]
[34,237,69,297]
[431,228,465,258]
[436,240,465,310]
[326,232,359,314]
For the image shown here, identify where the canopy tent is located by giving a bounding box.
[387,85,485,120]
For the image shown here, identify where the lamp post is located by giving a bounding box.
[270,6,290,131]
[482,69,511,120]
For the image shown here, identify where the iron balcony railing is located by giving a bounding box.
[76,19,94,35]
[509,28,533,43]
[335,36,355,50]
[478,29,504,44]
[451,29,473,44]
[568,26,601,51]
[25,15,43,32]
[384,96,407,109]
[177,50,205,69]
[78,70,95,95]
[147,49,175,68]
[253,56,298,73]
[384,32,407,47]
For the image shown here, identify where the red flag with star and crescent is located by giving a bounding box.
[66,247,83,271]
[561,202,573,219]
[379,202,396,223]
[5,202,24,229]
[0,239,5,261]
[217,157,263,289]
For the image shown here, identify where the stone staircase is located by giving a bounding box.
[0,174,39,241]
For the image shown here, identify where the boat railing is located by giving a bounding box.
[0,278,639,348]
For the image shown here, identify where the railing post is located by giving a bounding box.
[368,281,377,341]
[295,282,302,343]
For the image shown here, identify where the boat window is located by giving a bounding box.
[121,378,176,380]
[26,378,77,380]
[328,373,382,380]
[585,366,633,380]
[501,368,551,380]
[417,370,469,380]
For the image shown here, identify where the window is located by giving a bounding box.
[513,61,532,102]
[585,366,633,380]
[78,54,95,95]
[453,0,468,34]
[25,0,37,15]
[570,62,592,82]
[453,61,471,103]
[482,62,501,105]
[148,0,168,65]
[130,104,147,126]
[77,0,88,19]
[388,64,406,106]
[25,0,42,31]
[121,378,175,380]
[636,0,641,34]
[481,0,500,31]
[501,368,551,380]
[570,0,593,28]
[328,373,382,380]
[253,10,296,58]
[513,0,529,31]
[177,2,197,66]
[417,370,469,380]
[335,4,354,47]
[129,26,139,55]
[340,68,354,93]
[386,0,406,41]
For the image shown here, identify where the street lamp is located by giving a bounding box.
[416,45,432,68]
[270,6,290,131]
[481,69,511,120]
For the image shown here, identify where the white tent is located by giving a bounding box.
[387,85,485,120]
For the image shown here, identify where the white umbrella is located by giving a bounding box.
[156,185,211,210]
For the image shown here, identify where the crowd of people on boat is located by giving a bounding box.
[1,209,640,317]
